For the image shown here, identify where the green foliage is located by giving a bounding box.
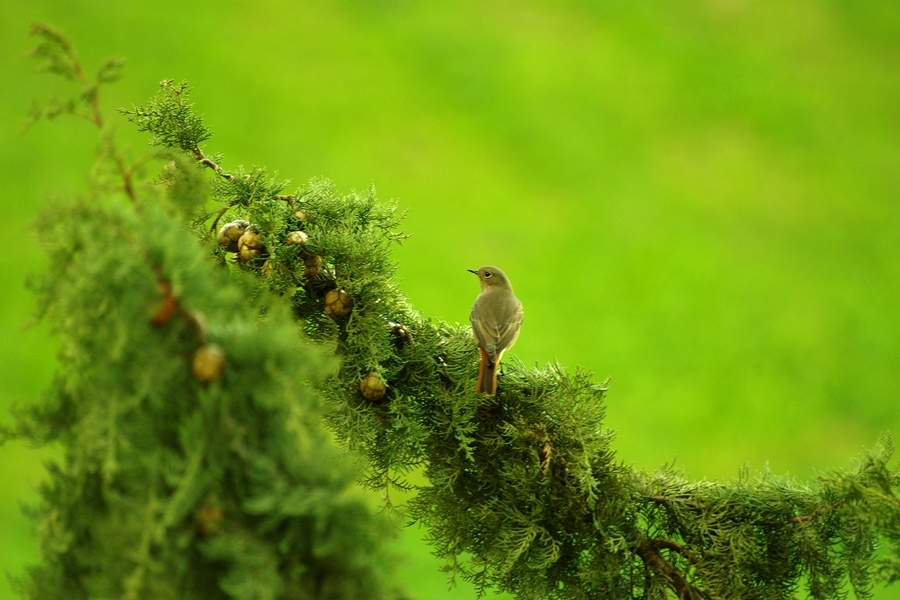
[120,80,212,154]
[24,22,123,129]
[130,79,900,599]
[5,28,404,600]
[7,193,403,600]
[633,436,900,599]
[11,23,900,600]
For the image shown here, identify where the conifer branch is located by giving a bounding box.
[27,22,103,127]
[26,23,136,201]
[13,29,406,600]
[121,81,295,231]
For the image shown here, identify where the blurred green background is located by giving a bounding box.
[1,2,898,598]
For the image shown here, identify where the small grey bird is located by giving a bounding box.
[468,266,524,395]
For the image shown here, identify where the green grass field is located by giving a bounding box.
[1,2,898,598]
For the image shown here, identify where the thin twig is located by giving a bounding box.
[63,38,103,128]
[209,203,236,234]
[788,500,844,526]
[651,538,702,566]
[650,494,700,508]
[195,149,296,233]
[633,538,708,600]
[192,147,232,180]
[59,40,142,201]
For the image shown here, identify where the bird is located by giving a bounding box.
[468,266,524,395]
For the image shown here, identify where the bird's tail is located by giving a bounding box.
[476,347,500,395]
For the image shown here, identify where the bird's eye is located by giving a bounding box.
[484,271,492,278]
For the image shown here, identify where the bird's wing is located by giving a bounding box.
[494,300,524,354]
[471,299,524,360]
[470,306,493,352]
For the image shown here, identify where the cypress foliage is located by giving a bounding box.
[10,24,900,600]
[4,24,403,600]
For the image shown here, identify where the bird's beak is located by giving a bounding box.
[467,269,478,275]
